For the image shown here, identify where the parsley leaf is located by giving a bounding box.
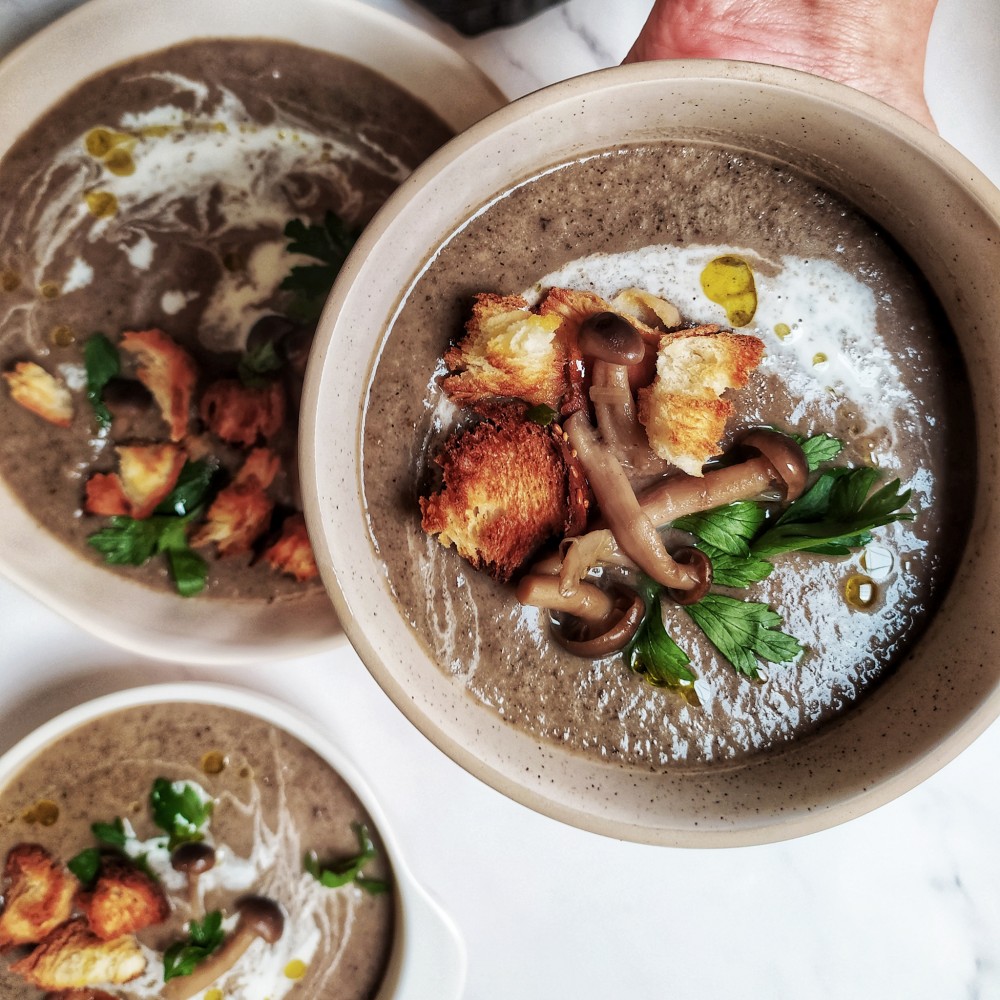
[674,501,765,556]
[155,459,216,516]
[84,332,121,429]
[91,817,128,848]
[696,541,774,589]
[150,778,213,850]
[685,593,803,680]
[281,211,358,323]
[752,467,913,558]
[791,431,845,471]
[67,847,101,886]
[626,579,698,691]
[525,403,557,426]
[305,823,390,896]
[238,339,284,388]
[163,911,225,981]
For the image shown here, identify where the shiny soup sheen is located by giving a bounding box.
[362,143,975,767]
[0,702,394,999]
[0,38,452,600]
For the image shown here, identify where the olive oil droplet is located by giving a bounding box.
[812,352,828,366]
[51,325,75,347]
[103,148,136,176]
[700,255,757,327]
[85,190,118,219]
[1,270,20,292]
[201,750,227,775]
[39,281,60,300]
[844,574,878,610]
[22,799,60,825]
[774,322,791,340]
[204,990,224,1000]
[284,959,308,980]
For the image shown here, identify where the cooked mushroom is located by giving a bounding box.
[170,842,216,918]
[563,410,706,594]
[162,896,284,1000]
[516,575,645,657]
[579,312,667,479]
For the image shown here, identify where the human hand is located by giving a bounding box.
[624,0,937,130]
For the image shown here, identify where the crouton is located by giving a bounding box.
[538,286,660,347]
[637,325,764,475]
[45,991,118,1000]
[8,918,145,989]
[119,328,197,442]
[190,447,279,555]
[420,409,588,582]
[441,293,572,411]
[199,377,285,447]
[0,844,77,948]
[84,442,186,519]
[76,857,169,941]
[263,512,318,581]
[3,361,74,427]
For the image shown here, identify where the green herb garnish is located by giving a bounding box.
[525,403,557,426]
[304,823,390,896]
[84,332,120,429]
[67,847,101,886]
[150,778,213,850]
[238,338,284,388]
[281,210,358,323]
[674,500,765,556]
[163,911,225,981]
[791,431,845,471]
[626,577,697,692]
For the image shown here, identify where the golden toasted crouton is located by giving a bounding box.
[609,287,682,331]
[3,361,74,427]
[0,844,77,948]
[441,293,571,410]
[9,918,145,989]
[263,512,318,581]
[45,990,118,999]
[190,447,279,555]
[84,443,186,520]
[76,857,169,941]
[420,409,588,582]
[199,377,285,447]
[119,328,197,442]
[637,325,764,475]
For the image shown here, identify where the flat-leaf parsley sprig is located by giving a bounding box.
[632,432,914,684]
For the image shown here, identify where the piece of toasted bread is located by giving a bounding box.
[190,447,279,555]
[609,287,682,331]
[199,377,286,447]
[84,442,187,520]
[76,858,169,941]
[9,918,145,989]
[420,408,589,582]
[3,361,74,428]
[441,293,570,410]
[263,512,318,581]
[637,325,764,476]
[0,844,77,948]
[119,329,198,442]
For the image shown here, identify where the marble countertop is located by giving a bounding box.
[1,0,999,998]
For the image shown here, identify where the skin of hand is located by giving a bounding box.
[624,0,938,130]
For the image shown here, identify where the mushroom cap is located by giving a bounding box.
[578,312,645,365]
[665,546,713,606]
[550,584,645,658]
[235,896,285,944]
[741,429,809,501]
[171,841,217,877]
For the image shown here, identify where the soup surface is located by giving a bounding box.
[362,143,975,767]
[0,702,393,999]
[0,38,451,600]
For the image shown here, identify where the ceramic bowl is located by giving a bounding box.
[0,682,464,999]
[0,0,504,664]
[302,60,1000,846]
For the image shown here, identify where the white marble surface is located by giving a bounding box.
[1,0,1000,998]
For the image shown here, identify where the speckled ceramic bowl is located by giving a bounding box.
[301,61,1000,845]
[0,683,465,999]
[0,0,504,664]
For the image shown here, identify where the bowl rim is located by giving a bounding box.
[0,0,505,665]
[301,58,1000,846]
[0,681,466,1000]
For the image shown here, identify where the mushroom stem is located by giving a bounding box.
[563,411,700,591]
[590,361,668,478]
[162,896,284,1000]
[516,574,618,622]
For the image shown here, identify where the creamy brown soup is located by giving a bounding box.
[0,702,393,999]
[362,142,976,767]
[0,38,451,600]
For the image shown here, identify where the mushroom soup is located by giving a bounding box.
[362,143,975,767]
[0,38,452,599]
[0,702,393,999]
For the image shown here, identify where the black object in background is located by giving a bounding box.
[412,0,567,35]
